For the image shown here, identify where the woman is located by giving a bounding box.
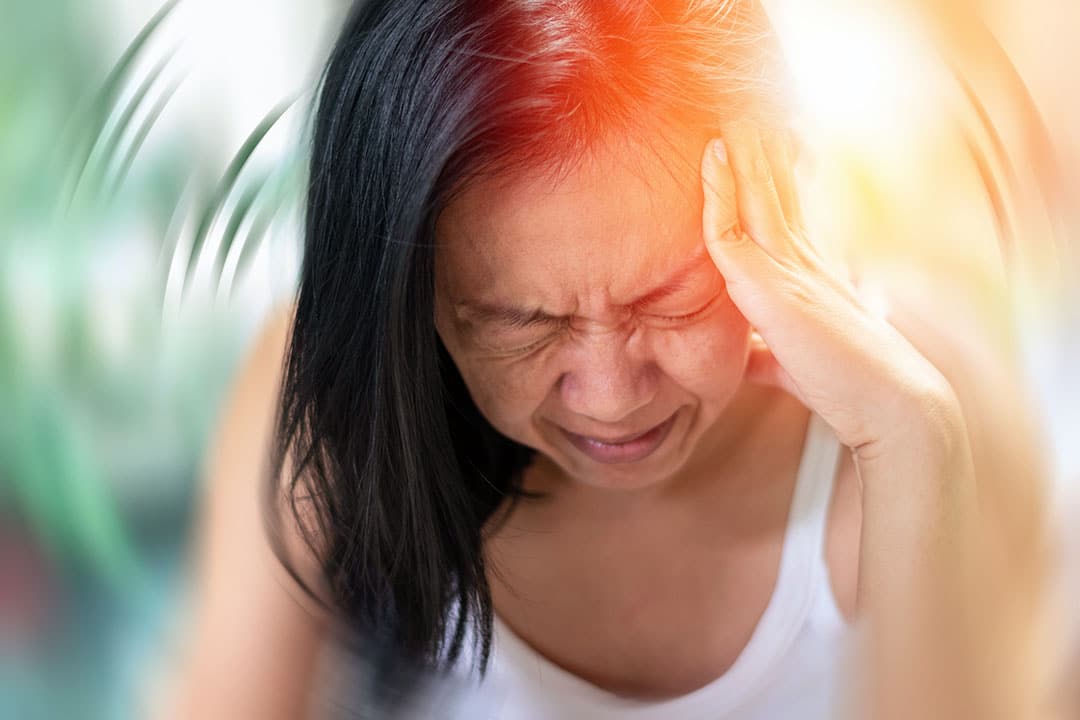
[170,0,1050,718]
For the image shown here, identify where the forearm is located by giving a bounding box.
[851,395,1002,720]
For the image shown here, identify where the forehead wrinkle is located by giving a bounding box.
[628,243,714,305]
[436,126,712,319]
[567,168,700,306]
[453,301,563,328]
[454,240,714,328]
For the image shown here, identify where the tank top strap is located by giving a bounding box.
[782,411,844,568]
[775,411,847,633]
[723,411,845,691]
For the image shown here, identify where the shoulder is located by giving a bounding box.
[205,300,296,538]
[169,301,331,718]
[202,299,336,610]
[241,301,331,586]
[202,298,326,588]
[234,301,295,405]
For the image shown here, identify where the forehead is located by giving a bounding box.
[434,129,711,306]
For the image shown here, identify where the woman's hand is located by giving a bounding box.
[699,120,966,464]
[700,123,1017,720]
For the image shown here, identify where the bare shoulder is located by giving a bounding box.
[162,301,332,720]
[234,301,295,405]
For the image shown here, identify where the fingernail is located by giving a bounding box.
[711,138,727,165]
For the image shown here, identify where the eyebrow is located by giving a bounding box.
[455,244,714,327]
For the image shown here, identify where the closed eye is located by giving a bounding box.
[481,318,568,356]
[645,291,724,324]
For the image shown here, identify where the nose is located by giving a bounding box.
[558,326,659,426]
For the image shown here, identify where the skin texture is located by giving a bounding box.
[434,126,856,698]
[169,120,1048,717]
[697,122,1045,720]
[157,307,330,720]
[435,129,763,496]
[433,121,1050,717]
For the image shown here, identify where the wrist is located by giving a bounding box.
[852,377,976,519]
[858,371,969,469]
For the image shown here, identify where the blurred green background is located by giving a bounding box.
[1,0,341,716]
[1,1,1077,719]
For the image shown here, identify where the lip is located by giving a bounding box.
[560,411,678,465]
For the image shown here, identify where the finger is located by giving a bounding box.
[700,137,739,243]
[762,128,805,234]
[788,131,804,165]
[718,120,793,261]
[701,137,786,287]
[704,135,859,318]
[762,128,830,270]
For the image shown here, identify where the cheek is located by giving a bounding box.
[653,297,751,396]
[437,308,537,438]
[451,354,552,439]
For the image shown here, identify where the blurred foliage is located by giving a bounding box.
[2,0,302,576]
[1,0,306,716]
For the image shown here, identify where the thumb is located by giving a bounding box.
[701,138,739,244]
[700,137,782,289]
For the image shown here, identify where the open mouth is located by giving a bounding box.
[560,411,679,465]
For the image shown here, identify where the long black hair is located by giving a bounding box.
[270,0,788,679]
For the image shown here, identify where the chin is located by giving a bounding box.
[569,459,685,492]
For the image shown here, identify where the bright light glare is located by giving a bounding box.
[771,1,930,141]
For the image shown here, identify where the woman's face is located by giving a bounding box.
[434,131,752,491]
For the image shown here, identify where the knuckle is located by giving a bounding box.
[709,220,747,248]
[910,368,961,416]
[776,266,816,305]
[736,149,774,187]
[896,372,967,450]
[790,236,823,269]
[762,130,788,163]
[788,218,809,239]
[720,222,743,243]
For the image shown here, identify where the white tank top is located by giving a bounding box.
[309,412,856,718]
[433,411,857,720]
